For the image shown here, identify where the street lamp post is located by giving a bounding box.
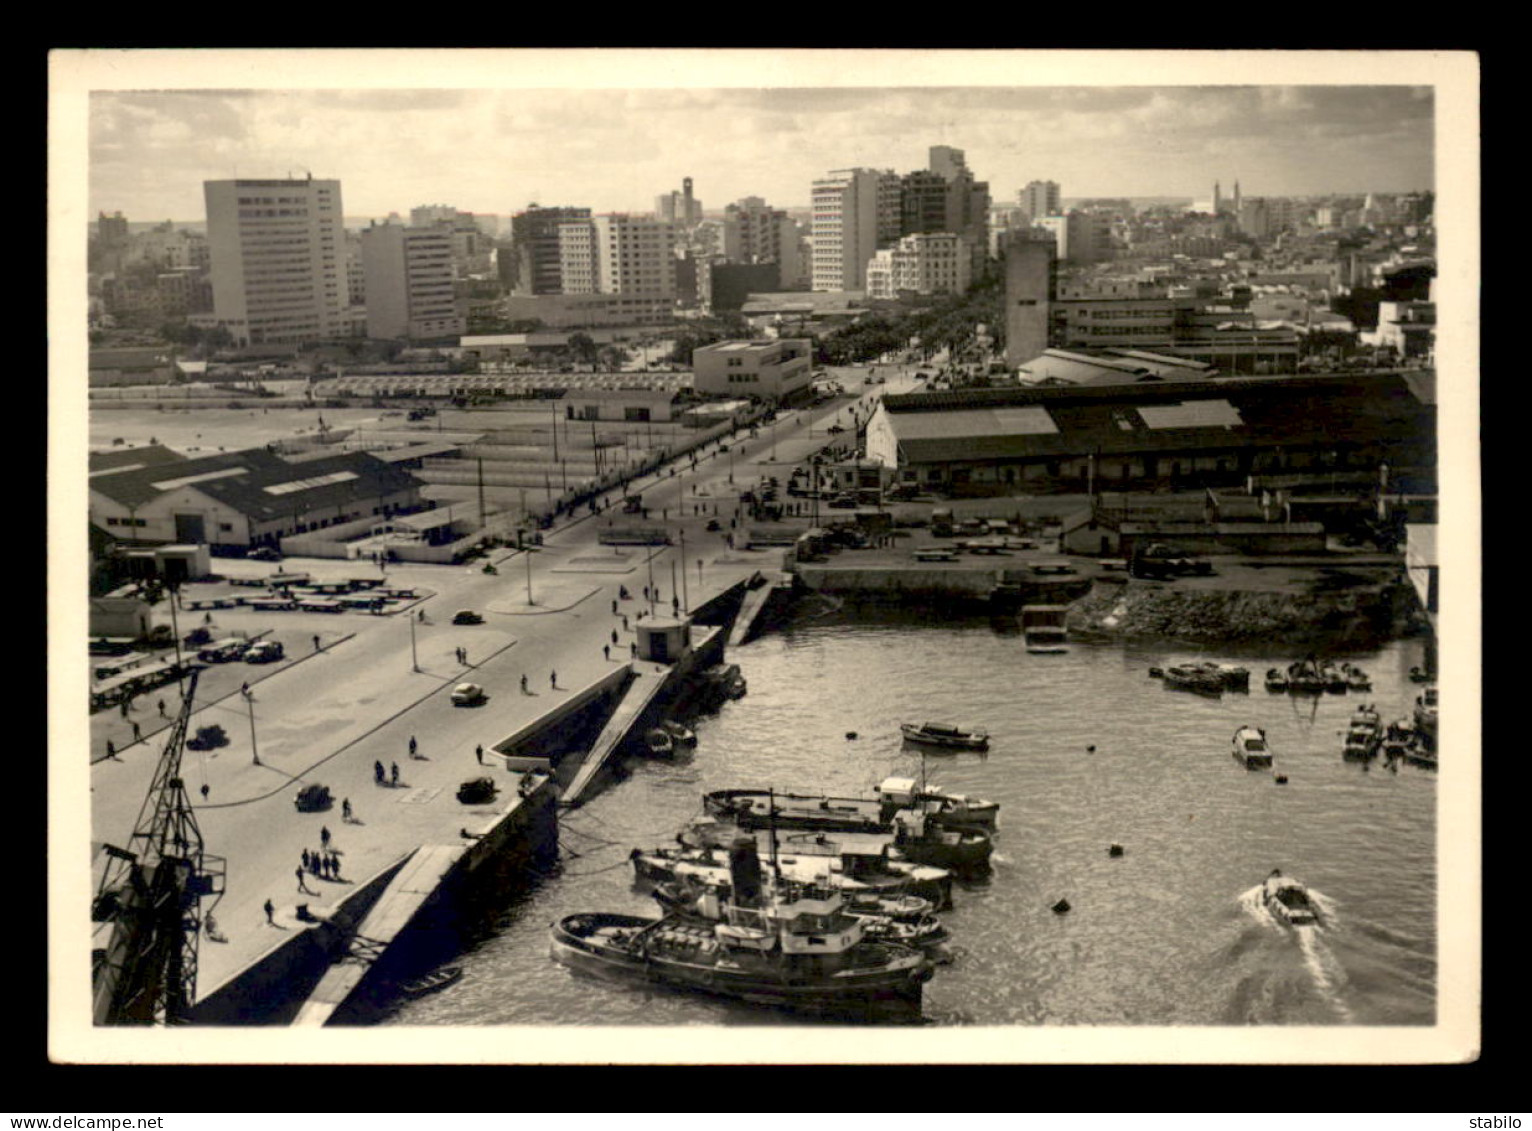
[246,692,260,766]
[679,530,688,613]
[409,610,419,672]
[525,544,535,606]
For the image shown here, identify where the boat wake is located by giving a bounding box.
[1235,885,1353,1021]
[1296,927,1354,1022]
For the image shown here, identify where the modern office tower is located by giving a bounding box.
[924,146,989,278]
[810,167,901,291]
[509,205,593,295]
[1021,180,1062,222]
[928,145,967,183]
[719,196,805,286]
[204,176,346,345]
[1004,239,1054,367]
[865,232,971,299]
[344,230,366,308]
[359,220,464,341]
[901,170,950,236]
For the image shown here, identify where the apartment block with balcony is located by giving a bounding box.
[360,221,465,341]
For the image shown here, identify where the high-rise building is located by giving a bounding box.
[1021,181,1062,222]
[509,204,593,295]
[204,177,346,345]
[1004,240,1054,367]
[865,232,971,300]
[655,178,703,227]
[410,204,458,228]
[97,211,129,248]
[360,221,464,341]
[811,167,901,292]
[556,214,677,321]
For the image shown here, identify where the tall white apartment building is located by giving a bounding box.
[556,214,676,321]
[865,232,971,299]
[204,177,346,345]
[1021,180,1062,222]
[359,221,464,341]
[811,168,901,292]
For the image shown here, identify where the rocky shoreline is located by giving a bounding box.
[1066,575,1418,647]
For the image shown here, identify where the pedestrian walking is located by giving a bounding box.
[200,783,210,802]
[612,599,619,615]
[158,698,167,718]
[418,608,426,622]
[603,644,610,661]
[264,898,275,924]
[105,739,118,761]
[330,853,342,880]
[622,615,629,631]
[320,825,331,849]
[241,682,250,699]
[296,867,309,893]
[520,674,528,694]
[132,721,141,742]
[611,628,619,645]
[342,798,352,821]
[475,744,484,765]
[313,634,321,652]
[204,612,213,626]
[630,642,637,657]
[374,760,385,784]
[302,849,312,872]
[461,648,468,665]
[409,736,418,758]
[120,699,130,719]
[390,762,399,785]
[550,670,557,689]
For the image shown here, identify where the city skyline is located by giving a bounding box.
[90,83,1435,223]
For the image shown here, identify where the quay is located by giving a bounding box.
[87,387,860,1025]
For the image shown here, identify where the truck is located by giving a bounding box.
[1130,543,1214,581]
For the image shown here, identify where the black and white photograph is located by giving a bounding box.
[48,48,1479,1066]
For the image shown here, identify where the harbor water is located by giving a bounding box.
[381,602,1437,1027]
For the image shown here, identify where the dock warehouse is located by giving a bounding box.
[863,370,1434,498]
[89,447,427,552]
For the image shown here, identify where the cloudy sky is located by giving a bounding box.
[84,59,1437,222]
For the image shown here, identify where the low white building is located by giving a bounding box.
[864,232,971,300]
[692,338,813,403]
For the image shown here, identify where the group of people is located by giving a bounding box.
[374,759,400,786]
[299,844,343,886]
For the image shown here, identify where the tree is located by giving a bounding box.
[567,332,599,365]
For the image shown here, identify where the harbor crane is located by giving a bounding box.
[91,666,226,1024]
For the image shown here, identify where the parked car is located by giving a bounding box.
[197,638,250,663]
[244,640,285,664]
[294,783,333,812]
[451,682,486,706]
[248,546,282,562]
[1131,543,1214,580]
[827,493,858,509]
[452,610,484,625]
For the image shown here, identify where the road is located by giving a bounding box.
[86,360,911,1000]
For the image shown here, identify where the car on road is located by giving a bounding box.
[827,493,858,509]
[451,682,487,706]
[244,640,285,663]
[248,546,282,562]
[197,638,251,663]
[452,609,484,625]
[294,783,333,812]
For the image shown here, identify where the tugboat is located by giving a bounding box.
[555,837,934,1018]
[1260,870,1321,927]
[1231,726,1274,769]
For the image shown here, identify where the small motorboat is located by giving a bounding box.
[1413,684,1438,745]
[1341,663,1372,692]
[642,728,676,758]
[399,965,464,998]
[1260,871,1321,927]
[900,721,990,752]
[660,720,697,745]
[1264,667,1289,692]
[1232,726,1273,769]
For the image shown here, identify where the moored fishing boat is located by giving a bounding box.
[877,776,1000,831]
[1342,704,1383,760]
[1163,664,1224,696]
[889,810,993,872]
[1231,725,1274,769]
[398,965,464,998]
[557,839,934,1018]
[899,721,990,751]
[703,780,1001,835]
[1413,684,1438,747]
[661,720,697,745]
[1264,667,1289,692]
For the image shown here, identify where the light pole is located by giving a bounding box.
[409,609,419,672]
[679,530,689,613]
[525,544,535,606]
[246,692,260,766]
